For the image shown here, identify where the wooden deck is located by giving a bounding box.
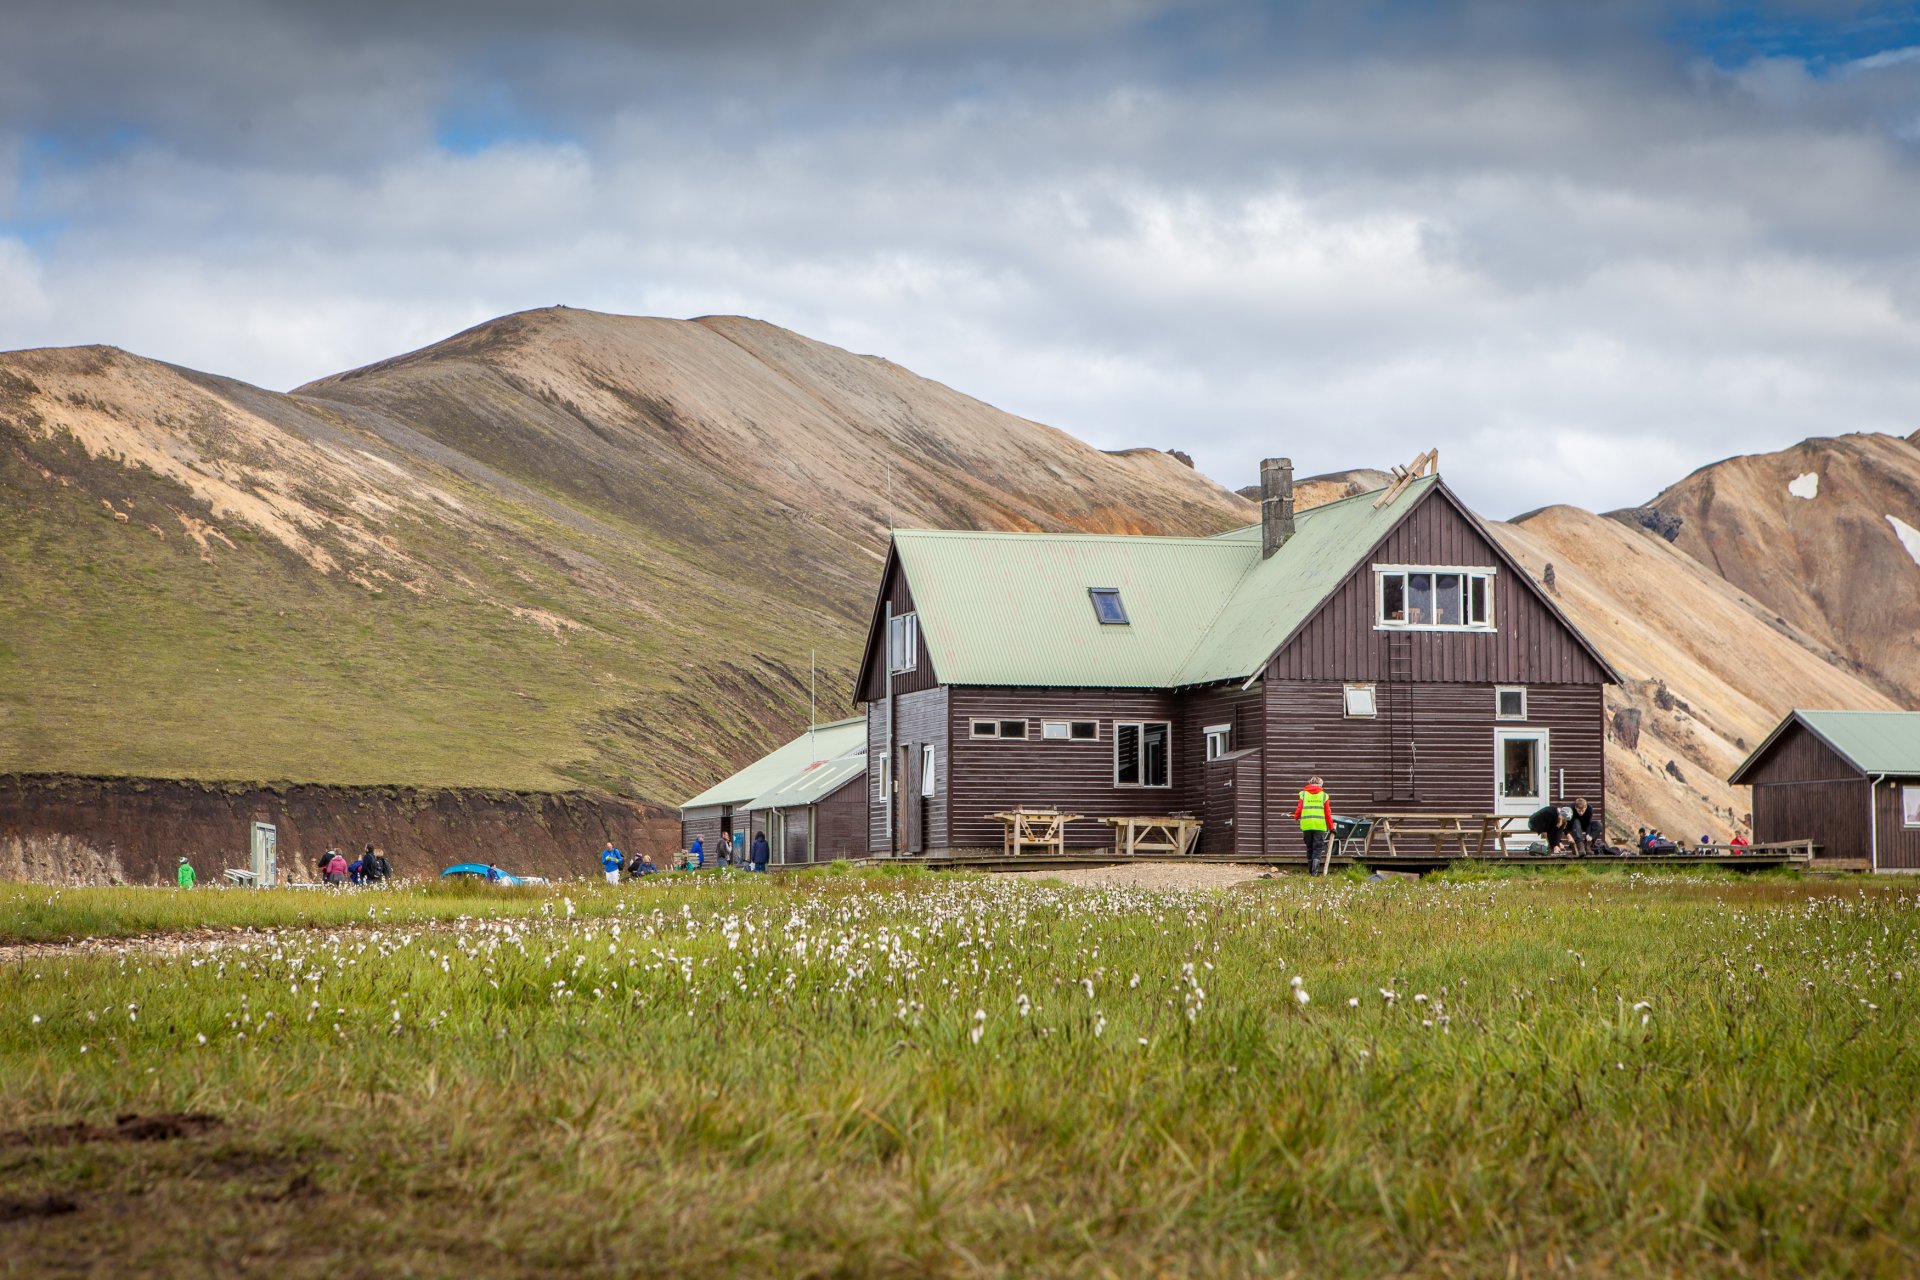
[863,840,1819,875]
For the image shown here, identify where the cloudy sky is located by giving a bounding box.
[3,1,1918,515]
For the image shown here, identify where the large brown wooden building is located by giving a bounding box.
[854,464,1619,857]
[1729,710,1920,870]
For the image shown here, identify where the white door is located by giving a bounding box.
[1494,728,1550,816]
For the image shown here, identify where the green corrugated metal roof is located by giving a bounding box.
[679,717,866,809]
[1174,478,1437,684]
[743,750,865,812]
[892,476,1437,688]
[1793,711,1920,774]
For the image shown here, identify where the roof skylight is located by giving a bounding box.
[1089,587,1129,625]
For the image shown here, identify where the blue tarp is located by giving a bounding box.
[441,862,523,886]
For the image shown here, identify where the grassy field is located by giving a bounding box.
[2,869,1916,1277]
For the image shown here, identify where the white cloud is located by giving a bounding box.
[2,3,1919,516]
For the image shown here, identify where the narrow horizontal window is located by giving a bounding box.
[1041,720,1100,742]
[1089,588,1129,625]
[1343,685,1376,718]
[971,719,1029,740]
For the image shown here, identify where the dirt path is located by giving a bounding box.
[1000,862,1272,890]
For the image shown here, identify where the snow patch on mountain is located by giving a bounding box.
[1890,515,1920,567]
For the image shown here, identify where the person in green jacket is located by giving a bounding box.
[176,857,196,889]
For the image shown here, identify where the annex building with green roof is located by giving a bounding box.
[1730,710,1920,870]
[852,460,1619,859]
[678,717,868,865]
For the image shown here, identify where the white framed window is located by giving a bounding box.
[877,752,890,836]
[1115,721,1171,787]
[1904,785,1920,828]
[1041,720,1099,742]
[887,611,919,673]
[1495,686,1527,720]
[1375,565,1495,631]
[920,744,936,797]
[1204,724,1232,760]
[1343,685,1376,718]
[1088,587,1130,625]
[970,719,1029,740]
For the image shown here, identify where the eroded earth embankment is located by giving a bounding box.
[0,774,674,885]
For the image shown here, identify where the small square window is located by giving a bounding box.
[1204,724,1232,760]
[1496,687,1527,721]
[1343,685,1376,718]
[1089,588,1129,625]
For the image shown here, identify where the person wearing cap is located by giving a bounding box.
[176,857,196,889]
[1293,776,1334,874]
[1528,804,1572,853]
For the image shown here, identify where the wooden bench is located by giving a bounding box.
[987,808,1084,857]
[1098,815,1203,857]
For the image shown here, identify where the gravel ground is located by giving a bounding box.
[1000,862,1272,890]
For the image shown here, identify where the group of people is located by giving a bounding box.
[317,844,394,886]
[599,830,774,882]
[1526,798,1603,853]
[1635,827,1749,854]
[1297,784,1735,867]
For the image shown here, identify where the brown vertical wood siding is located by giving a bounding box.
[1875,780,1920,870]
[813,775,867,862]
[1269,489,1610,686]
[1181,684,1266,854]
[679,807,729,859]
[1262,680,1606,847]
[1737,721,1885,863]
[865,688,949,854]
[1738,723,1863,786]
[859,560,939,701]
[1752,780,1869,859]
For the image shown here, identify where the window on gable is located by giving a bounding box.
[887,611,918,673]
[1376,567,1495,631]
[1343,685,1376,718]
[1089,588,1129,625]
[1115,721,1170,787]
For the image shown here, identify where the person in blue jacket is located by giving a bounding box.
[750,831,771,872]
[690,835,705,869]
[600,841,624,885]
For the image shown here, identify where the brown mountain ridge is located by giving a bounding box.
[2,306,1913,868]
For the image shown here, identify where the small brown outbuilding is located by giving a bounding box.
[1729,710,1920,871]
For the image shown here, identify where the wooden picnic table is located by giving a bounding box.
[1359,814,1546,857]
[1097,815,1203,857]
[987,808,1085,856]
